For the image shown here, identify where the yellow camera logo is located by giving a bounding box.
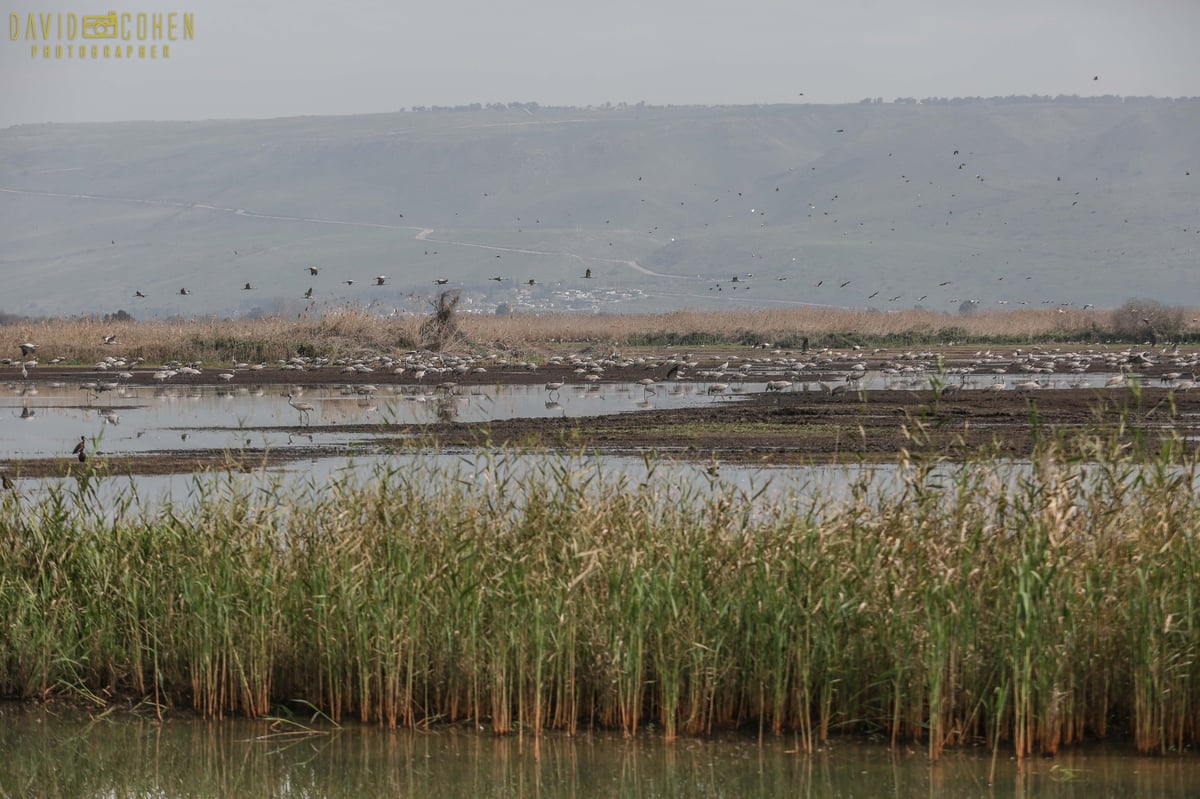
[82,11,118,39]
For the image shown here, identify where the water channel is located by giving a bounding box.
[2,707,1197,799]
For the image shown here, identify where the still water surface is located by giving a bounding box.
[1,708,1197,798]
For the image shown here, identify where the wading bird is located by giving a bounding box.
[287,392,314,426]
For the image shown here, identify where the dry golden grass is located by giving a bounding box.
[2,306,1192,364]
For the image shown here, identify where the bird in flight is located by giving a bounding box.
[375,275,388,286]
[344,280,355,286]
[583,269,592,279]
[490,275,504,282]
[434,278,450,285]
[242,282,253,291]
[179,288,190,295]
[527,279,539,286]
[134,290,146,298]
[304,287,314,299]
[307,266,319,275]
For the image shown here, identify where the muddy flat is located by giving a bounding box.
[5,346,1199,476]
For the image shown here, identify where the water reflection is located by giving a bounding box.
[1,708,1197,799]
[0,381,753,459]
[0,370,1156,464]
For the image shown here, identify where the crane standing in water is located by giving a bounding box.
[287,392,314,426]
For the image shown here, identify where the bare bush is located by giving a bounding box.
[1110,298,1185,343]
[418,290,464,351]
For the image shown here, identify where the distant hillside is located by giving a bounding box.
[1,98,1197,319]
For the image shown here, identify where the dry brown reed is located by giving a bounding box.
[3,306,1191,365]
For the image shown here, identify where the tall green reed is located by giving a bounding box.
[2,433,1200,759]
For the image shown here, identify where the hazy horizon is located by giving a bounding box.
[2,98,1197,319]
[3,3,1198,321]
[4,1,1200,128]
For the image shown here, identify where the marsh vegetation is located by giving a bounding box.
[3,305,1195,367]
[2,425,1199,765]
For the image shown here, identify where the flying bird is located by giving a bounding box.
[375,275,388,286]
[134,290,146,298]
[19,342,36,356]
[307,266,319,275]
[242,282,253,291]
[179,288,190,295]
[434,278,450,285]
[583,269,593,279]
[490,275,504,282]
[304,287,314,299]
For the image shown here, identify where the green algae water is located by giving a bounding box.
[3,707,1199,798]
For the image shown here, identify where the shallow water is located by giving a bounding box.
[1,707,1196,799]
[0,380,752,458]
[8,450,902,524]
[0,371,1140,460]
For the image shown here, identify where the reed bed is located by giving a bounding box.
[6,305,1198,364]
[2,438,1200,759]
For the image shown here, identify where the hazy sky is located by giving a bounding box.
[4,0,1200,127]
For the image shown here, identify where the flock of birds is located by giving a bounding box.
[141,267,395,302]
[142,264,604,307]
[5,335,1200,493]
[100,100,1194,316]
